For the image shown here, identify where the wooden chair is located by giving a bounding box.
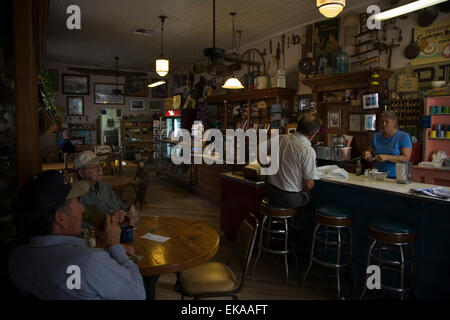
[99,152,123,176]
[176,213,259,300]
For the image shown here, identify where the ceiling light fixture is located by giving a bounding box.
[222,77,244,89]
[317,0,346,18]
[372,0,447,21]
[155,15,169,77]
[148,80,166,88]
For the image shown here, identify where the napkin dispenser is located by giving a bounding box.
[395,162,413,184]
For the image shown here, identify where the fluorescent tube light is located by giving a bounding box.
[373,0,447,21]
[148,80,166,88]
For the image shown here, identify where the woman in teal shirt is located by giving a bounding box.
[363,111,412,178]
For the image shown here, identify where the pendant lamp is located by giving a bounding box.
[156,16,169,77]
[317,0,345,18]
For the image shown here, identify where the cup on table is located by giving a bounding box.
[429,130,437,138]
[120,225,134,243]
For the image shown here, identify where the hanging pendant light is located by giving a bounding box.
[317,0,345,18]
[156,15,169,77]
[222,77,244,89]
[222,11,244,90]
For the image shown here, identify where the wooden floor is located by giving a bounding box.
[121,170,366,300]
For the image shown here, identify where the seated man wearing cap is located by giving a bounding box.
[8,171,146,300]
[74,150,137,224]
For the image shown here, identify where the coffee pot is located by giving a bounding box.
[396,162,413,184]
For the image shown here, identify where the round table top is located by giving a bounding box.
[102,175,134,190]
[132,216,220,276]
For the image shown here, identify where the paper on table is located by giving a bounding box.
[315,165,349,180]
[141,232,170,243]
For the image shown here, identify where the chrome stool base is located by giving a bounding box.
[252,211,298,285]
[303,222,356,300]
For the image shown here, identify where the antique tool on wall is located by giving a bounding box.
[276,42,280,69]
[387,39,400,69]
[404,28,420,60]
[281,34,286,69]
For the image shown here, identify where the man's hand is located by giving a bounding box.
[113,210,127,224]
[121,244,136,256]
[102,214,121,249]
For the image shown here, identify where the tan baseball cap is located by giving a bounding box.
[73,151,99,171]
[66,180,90,199]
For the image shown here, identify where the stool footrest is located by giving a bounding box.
[259,247,292,255]
[311,257,352,269]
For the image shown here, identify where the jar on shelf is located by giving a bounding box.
[332,46,349,74]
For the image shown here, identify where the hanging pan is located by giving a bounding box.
[404,28,420,60]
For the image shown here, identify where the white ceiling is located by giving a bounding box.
[47,0,376,72]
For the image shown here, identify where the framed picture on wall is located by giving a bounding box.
[94,83,125,104]
[125,78,148,97]
[328,110,341,129]
[129,99,146,111]
[348,114,361,132]
[62,74,89,95]
[363,114,377,131]
[362,93,379,110]
[66,96,84,116]
[151,79,168,98]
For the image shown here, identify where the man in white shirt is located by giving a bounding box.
[265,114,321,208]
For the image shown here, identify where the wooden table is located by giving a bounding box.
[102,175,134,195]
[42,160,138,172]
[132,216,220,276]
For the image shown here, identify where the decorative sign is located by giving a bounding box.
[164,109,181,117]
[412,20,450,66]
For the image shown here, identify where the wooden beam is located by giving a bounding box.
[14,0,41,186]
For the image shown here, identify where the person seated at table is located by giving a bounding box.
[59,129,77,155]
[8,170,146,300]
[264,113,322,208]
[363,111,412,179]
[74,151,139,225]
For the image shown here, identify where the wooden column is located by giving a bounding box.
[13,0,41,186]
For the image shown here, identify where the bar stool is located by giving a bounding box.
[360,218,416,300]
[252,198,298,284]
[303,204,356,300]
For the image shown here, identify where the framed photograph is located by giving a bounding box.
[66,96,84,116]
[363,114,377,131]
[129,99,146,111]
[328,110,341,129]
[125,78,148,97]
[349,114,362,132]
[151,79,168,98]
[94,83,125,105]
[62,74,89,95]
[314,18,340,74]
[362,92,379,110]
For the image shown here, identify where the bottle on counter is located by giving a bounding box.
[356,159,362,176]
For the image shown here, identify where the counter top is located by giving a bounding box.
[221,172,266,187]
[321,174,450,203]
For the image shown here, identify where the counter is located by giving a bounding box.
[311,174,450,299]
[220,172,266,238]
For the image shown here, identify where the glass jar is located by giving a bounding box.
[332,46,349,74]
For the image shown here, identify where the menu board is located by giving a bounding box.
[412,20,450,66]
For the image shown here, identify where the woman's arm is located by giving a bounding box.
[376,148,412,163]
